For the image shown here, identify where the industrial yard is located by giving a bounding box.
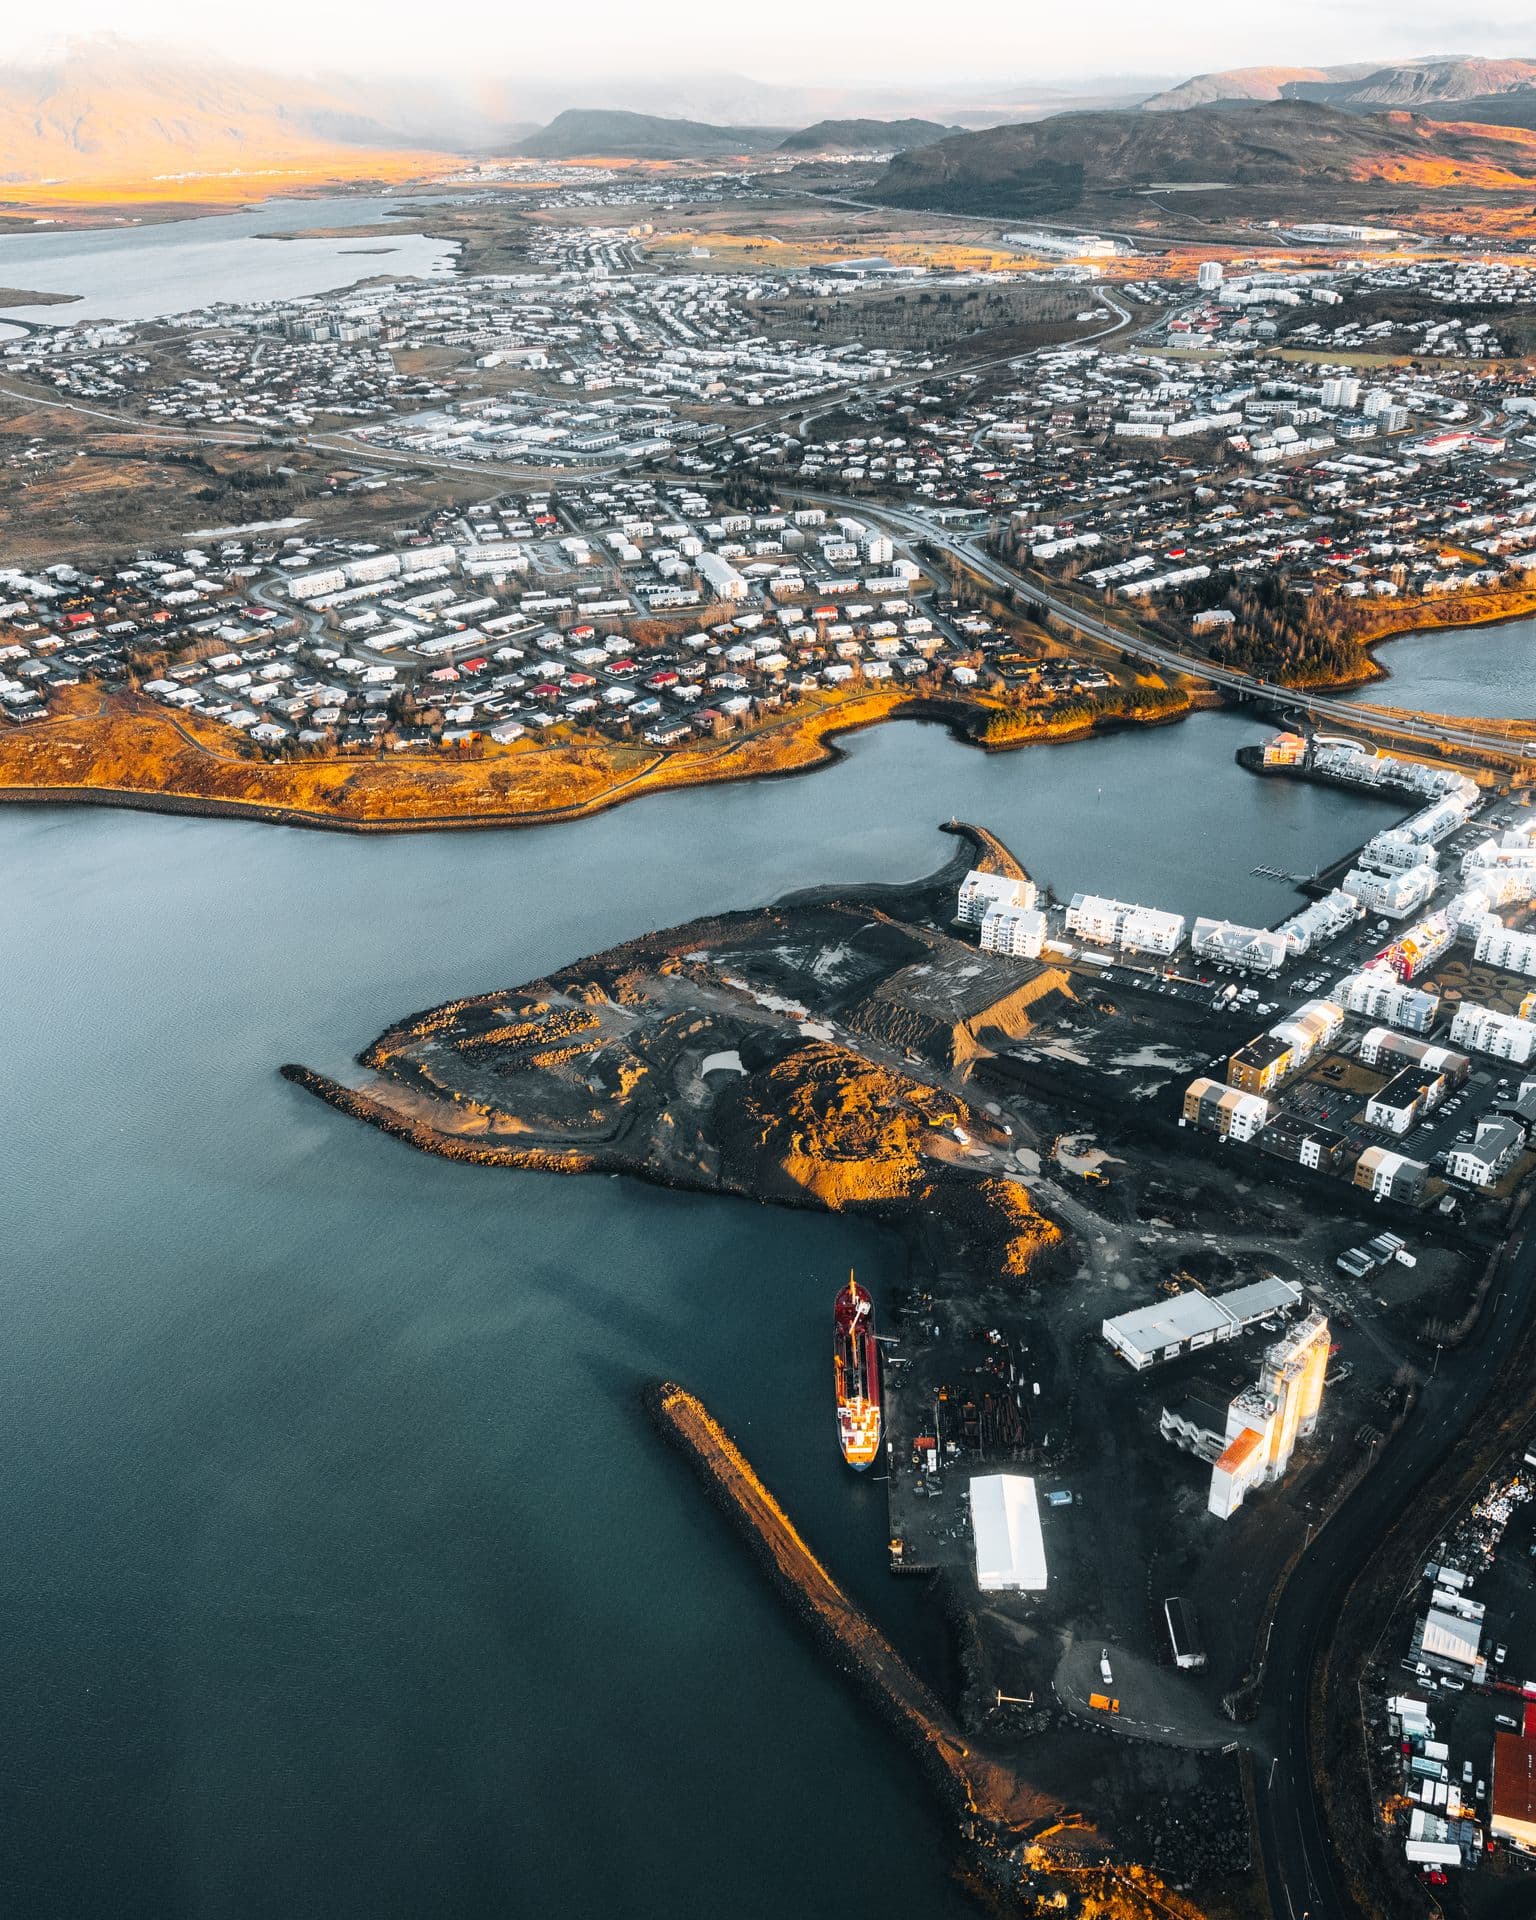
[1330,1441,1536,1914]
[281,719,1536,1915]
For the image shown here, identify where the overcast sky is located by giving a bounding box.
[11,2,1536,83]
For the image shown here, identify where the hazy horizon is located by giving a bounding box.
[5,9,1535,89]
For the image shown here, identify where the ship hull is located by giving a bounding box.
[834,1278,882,1470]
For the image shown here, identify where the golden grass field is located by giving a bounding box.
[0,683,964,829]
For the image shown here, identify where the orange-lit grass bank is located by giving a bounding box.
[0,679,1202,834]
[1351,578,1536,673]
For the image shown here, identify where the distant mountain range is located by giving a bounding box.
[1141,65,1374,111]
[870,99,1536,218]
[0,43,395,183]
[0,38,1157,188]
[7,38,1536,195]
[518,110,963,162]
[1143,55,1536,114]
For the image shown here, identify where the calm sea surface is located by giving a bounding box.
[0,184,1512,1913]
[1344,617,1536,720]
[1,710,1411,1919]
[0,196,455,324]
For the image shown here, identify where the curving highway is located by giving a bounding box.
[788,486,1532,762]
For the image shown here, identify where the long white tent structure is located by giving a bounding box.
[969,1473,1048,1592]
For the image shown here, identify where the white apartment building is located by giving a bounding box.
[1119,906,1186,956]
[1338,968,1440,1034]
[1270,999,1345,1062]
[1191,917,1288,972]
[1322,376,1361,410]
[1066,894,1184,955]
[979,906,1047,958]
[1343,865,1438,920]
[1066,893,1129,946]
[697,552,749,602]
[1361,830,1436,874]
[957,868,1038,927]
[1474,921,1536,977]
[1446,1118,1525,1188]
[1451,1003,1536,1065]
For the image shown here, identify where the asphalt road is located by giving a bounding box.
[783,480,1536,1914]
[798,490,1531,761]
[1251,1215,1536,1919]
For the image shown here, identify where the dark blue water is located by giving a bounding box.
[1346,617,1536,720]
[0,710,1404,1919]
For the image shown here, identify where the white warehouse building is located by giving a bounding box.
[1102,1276,1301,1370]
[969,1474,1047,1591]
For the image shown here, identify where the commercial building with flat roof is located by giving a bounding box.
[1103,1276,1301,1369]
[969,1473,1047,1592]
[1493,1732,1536,1851]
[1418,1606,1481,1671]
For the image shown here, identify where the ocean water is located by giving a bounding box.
[0,710,1409,1917]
